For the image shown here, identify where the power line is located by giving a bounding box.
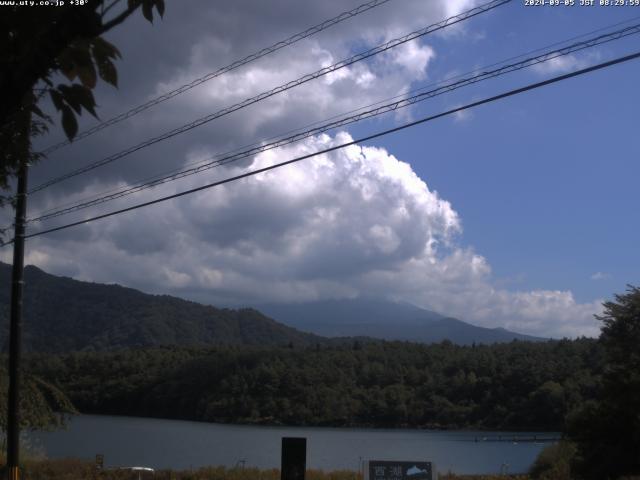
[28,0,510,195]
[7,49,638,245]
[33,14,640,222]
[4,16,636,230]
[39,0,396,155]
[31,11,640,174]
[26,22,640,225]
[11,13,640,233]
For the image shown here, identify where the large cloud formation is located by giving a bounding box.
[8,133,602,338]
[0,0,603,338]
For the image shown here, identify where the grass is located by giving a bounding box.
[1,458,534,479]
[8,460,360,480]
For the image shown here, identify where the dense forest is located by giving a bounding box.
[25,338,603,431]
[0,263,321,352]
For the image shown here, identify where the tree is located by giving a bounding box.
[0,367,76,433]
[0,0,166,445]
[529,441,577,480]
[0,0,165,208]
[567,286,640,479]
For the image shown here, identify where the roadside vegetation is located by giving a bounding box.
[6,456,533,480]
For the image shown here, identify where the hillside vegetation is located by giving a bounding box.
[0,263,320,351]
[0,263,543,351]
[26,338,602,431]
[5,456,531,480]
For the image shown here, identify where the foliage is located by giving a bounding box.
[10,457,540,480]
[10,458,368,480]
[25,338,603,431]
[529,441,576,480]
[0,0,165,206]
[0,366,76,432]
[567,286,640,480]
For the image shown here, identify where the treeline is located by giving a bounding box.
[25,338,603,431]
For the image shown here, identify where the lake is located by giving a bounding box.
[30,415,557,475]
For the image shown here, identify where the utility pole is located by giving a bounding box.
[6,119,29,480]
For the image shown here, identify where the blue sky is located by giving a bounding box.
[363,1,640,303]
[2,0,638,337]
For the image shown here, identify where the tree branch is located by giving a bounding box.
[101,0,124,20]
[99,4,139,35]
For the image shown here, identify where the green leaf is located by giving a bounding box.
[31,103,46,120]
[58,84,98,118]
[97,59,118,88]
[57,43,94,86]
[142,0,153,22]
[75,87,98,118]
[91,38,120,88]
[56,50,77,82]
[155,0,164,18]
[57,85,82,115]
[92,37,121,61]
[60,104,78,140]
[77,63,97,89]
[68,43,93,70]
[49,89,64,111]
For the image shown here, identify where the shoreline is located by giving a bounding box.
[66,412,562,435]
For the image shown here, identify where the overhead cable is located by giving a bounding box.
[39,0,396,155]
[26,22,640,224]
[4,49,636,245]
[28,0,510,195]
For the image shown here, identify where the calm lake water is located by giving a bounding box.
[30,415,557,475]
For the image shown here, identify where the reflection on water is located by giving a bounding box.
[30,414,557,475]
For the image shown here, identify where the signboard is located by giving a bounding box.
[95,454,104,470]
[368,460,433,480]
[281,437,306,480]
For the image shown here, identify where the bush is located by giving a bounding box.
[529,441,576,480]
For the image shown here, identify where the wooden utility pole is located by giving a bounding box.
[6,116,29,480]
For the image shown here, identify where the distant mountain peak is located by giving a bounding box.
[0,263,545,350]
[257,298,545,345]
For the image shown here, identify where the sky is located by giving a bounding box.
[1,0,639,338]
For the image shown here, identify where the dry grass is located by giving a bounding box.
[6,459,364,480]
[1,458,536,480]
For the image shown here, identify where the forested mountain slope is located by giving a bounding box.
[0,262,544,352]
[0,263,320,351]
[26,338,603,431]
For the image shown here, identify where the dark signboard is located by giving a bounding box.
[281,437,306,480]
[368,460,433,480]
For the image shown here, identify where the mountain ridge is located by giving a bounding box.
[257,298,546,345]
[0,262,321,352]
[0,262,545,351]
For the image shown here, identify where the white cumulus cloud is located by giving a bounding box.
[2,0,605,341]
[9,133,603,338]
